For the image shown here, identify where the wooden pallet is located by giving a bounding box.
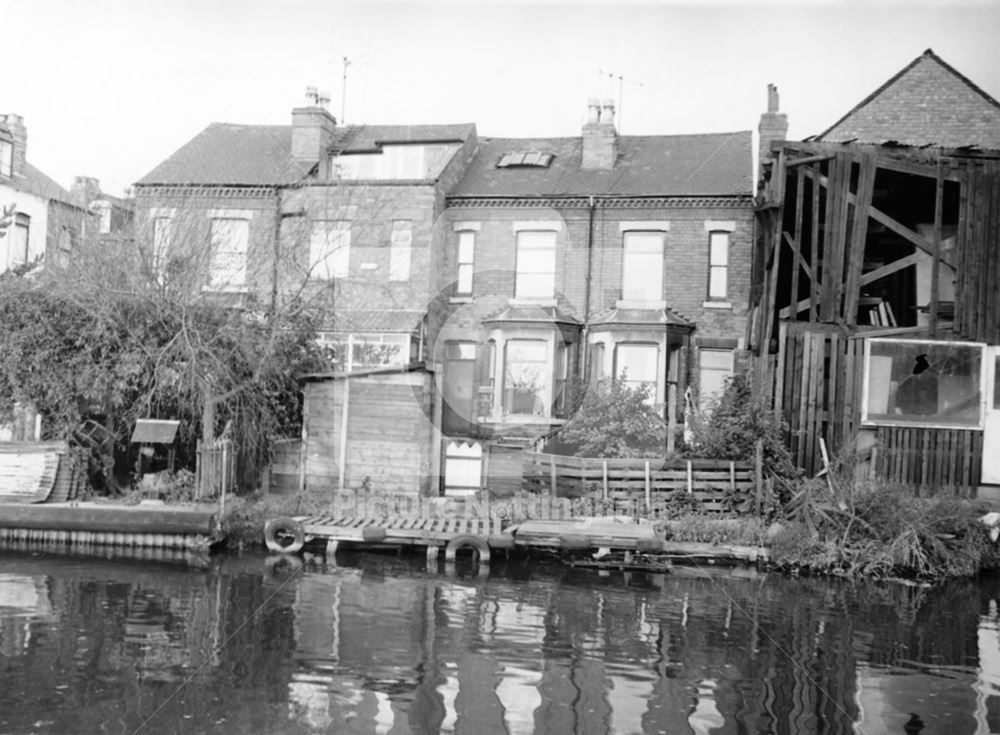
[297,515,505,546]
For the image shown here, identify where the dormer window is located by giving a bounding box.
[497,151,554,168]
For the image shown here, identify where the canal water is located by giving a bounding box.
[1,549,999,735]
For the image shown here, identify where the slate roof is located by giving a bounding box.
[328,309,426,333]
[136,121,476,187]
[23,163,76,205]
[481,305,582,326]
[589,307,694,329]
[817,49,1000,149]
[136,124,311,186]
[448,131,753,198]
[335,123,475,153]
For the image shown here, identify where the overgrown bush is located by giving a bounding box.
[685,371,799,481]
[550,378,666,458]
[769,451,1000,580]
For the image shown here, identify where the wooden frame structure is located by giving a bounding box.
[750,140,1000,494]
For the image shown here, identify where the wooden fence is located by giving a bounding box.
[874,426,983,497]
[195,437,235,500]
[522,451,759,514]
[765,323,984,496]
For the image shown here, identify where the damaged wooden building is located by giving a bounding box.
[749,49,1000,496]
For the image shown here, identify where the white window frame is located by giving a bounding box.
[309,220,351,280]
[708,231,730,301]
[503,338,550,417]
[0,139,12,177]
[514,230,557,300]
[861,337,987,430]
[621,231,665,303]
[1,212,29,271]
[456,230,475,295]
[698,348,734,410]
[614,342,660,405]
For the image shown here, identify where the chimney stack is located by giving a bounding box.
[582,98,618,170]
[292,85,338,174]
[70,176,101,208]
[0,113,28,179]
[758,83,789,182]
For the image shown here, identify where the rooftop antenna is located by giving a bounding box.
[341,55,352,123]
[597,69,644,131]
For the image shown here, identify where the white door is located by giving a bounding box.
[984,346,1000,484]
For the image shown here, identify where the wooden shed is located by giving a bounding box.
[749,140,1000,495]
[300,364,436,496]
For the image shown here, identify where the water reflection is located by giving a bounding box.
[3,550,1000,733]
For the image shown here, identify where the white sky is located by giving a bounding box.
[7,0,1000,197]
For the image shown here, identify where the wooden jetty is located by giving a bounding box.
[264,512,768,567]
[0,501,223,551]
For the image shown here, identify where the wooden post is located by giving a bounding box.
[686,460,693,494]
[930,152,944,337]
[644,460,651,513]
[549,453,557,497]
[754,440,764,516]
[667,383,677,454]
[602,460,608,500]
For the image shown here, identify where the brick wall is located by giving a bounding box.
[823,54,1000,148]
[133,187,278,301]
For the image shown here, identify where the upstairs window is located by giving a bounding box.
[515,231,556,300]
[0,138,12,177]
[1,212,29,271]
[497,151,554,168]
[208,216,249,291]
[456,231,475,295]
[708,231,729,300]
[309,221,351,280]
[334,144,448,180]
[92,201,112,234]
[622,231,664,303]
[389,220,412,281]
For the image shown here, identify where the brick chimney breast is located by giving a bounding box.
[292,87,338,169]
[0,113,28,179]
[758,83,789,180]
[582,98,618,170]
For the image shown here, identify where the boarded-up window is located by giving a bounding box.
[310,221,351,280]
[208,217,249,290]
[390,220,412,281]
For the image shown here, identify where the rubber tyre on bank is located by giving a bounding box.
[264,517,306,554]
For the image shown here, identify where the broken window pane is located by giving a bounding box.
[863,338,984,428]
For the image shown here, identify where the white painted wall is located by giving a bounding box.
[0,184,48,271]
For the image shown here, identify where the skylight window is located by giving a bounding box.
[497,151,554,168]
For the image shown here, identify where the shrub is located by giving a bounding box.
[550,378,666,458]
[685,371,799,481]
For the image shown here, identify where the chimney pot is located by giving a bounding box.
[601,98,616,127]
[305,86,319,106]
[767,83,780,114]
[587,98,601,124]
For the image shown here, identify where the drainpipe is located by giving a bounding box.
[271,188,282,316]
[580,195,596,382]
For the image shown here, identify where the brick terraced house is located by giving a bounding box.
[434,99,754,494]
[135,93,754,497]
